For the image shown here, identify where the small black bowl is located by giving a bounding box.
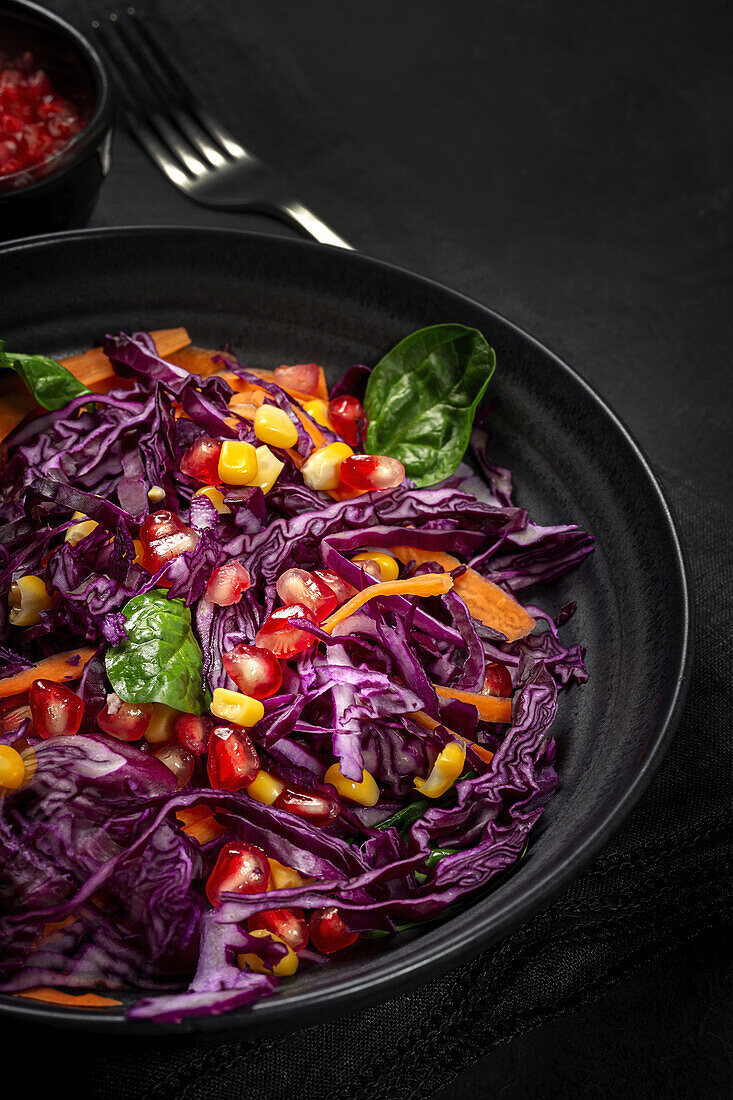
[0,0,112,239]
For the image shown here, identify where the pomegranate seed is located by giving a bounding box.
[274,784,340,827]
[28,679,83,739]
[273,363,319,394]
[483,662,513,697]
[222,644,283,699]
[308,907,359,954]
[207,726,260,791]
[313,568,357,605]
[275,568,337,622]
[329,395,366,447]
[247,908,308,951]
[174,713,213,755]
[154,743,195,788]
[206,841,271,906]
[205,560,251,606]
[339,454,406,493]
[180,436,223,483]
[138,510,199,578]
[255,604,318,659]
[0,61,85,179]
[97,693,152,741]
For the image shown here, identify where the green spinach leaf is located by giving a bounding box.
[105,589,205,715]
[0,342,91,411]
[364,323,495,487]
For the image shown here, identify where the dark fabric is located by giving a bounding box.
[11,1,733,1097]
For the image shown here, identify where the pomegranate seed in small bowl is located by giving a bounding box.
[0,8,113,239]
[28,679,84,739]
[222,644,283,700]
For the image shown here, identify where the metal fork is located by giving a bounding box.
[92,8,352,249]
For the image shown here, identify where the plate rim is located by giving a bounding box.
[0,225,692,1034]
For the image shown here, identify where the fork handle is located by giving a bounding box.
[277,200,354,250]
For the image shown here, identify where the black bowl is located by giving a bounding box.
[0,227,691,1035]
[0,0,112,238]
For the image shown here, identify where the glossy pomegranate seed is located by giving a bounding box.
[179,436,223,483]
[247,908,308,951]
[329,395,366,447]
[207,726,260,791]
[274,784,340,827]
[308,907,359,954]
[205,560,251,606]
[174,713,213,755]
[483,662,513,697]
[222,644,283,700]
[313,568,357,605]
[206,841,271,906]
[28,679,84,739]
[255,604,318,659]
[154,743,195,788]
[0,58,85,179]
[338,454,406,493]
[138,510,199,577]
[97,693,152,741]
[273,363,319,394]
[275,568,337,622]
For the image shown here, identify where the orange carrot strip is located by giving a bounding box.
[0,647,96,698]
[61,327,191,389]
[410,709,495,764]
[16,987,122,1008]
[433,685,512,723]
[322,573,453,634]
[293,406,326,450]
[390,545,535,642]
[175,805,226,845]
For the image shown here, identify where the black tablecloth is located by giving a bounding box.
[9,1,733,1096]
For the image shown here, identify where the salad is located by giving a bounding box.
[0,324,592,1021]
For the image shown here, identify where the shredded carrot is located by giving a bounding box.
[322,573,454,634]
[410,709,496,764]
[16,987,122,1008]
[433,685,512,723]
[41,915,77,939]
[61,327,191,391]
[0,647,96,699]
[390,546,535,642]
[293,406,327,450]
[175,805,226,845]
[412,710,495,764]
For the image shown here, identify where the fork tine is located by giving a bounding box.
[123,7,248,161]
[94,14,208,181]
[114,9,232,168]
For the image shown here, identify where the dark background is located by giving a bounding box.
[8,0,733,1096]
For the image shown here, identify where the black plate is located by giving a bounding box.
[0,227,690,1035]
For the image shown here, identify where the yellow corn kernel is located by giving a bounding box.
[254,405,299,449]
[247,768,285,806]
[414,740,466,798]
[324,762,380,807]
[144,702,178,744]
[249,445,285,496]
[147,485,166,505]
[302,398,334,430]
[0,745,26,790]
[238,930,299,977]
[210,687,264,729]
[65,517,99,546]
[8,575,52,627]
[218,440,258,486]
[194,485,231,514]
[351,551,399,582]
[268,858,305,890]
[301,442,353,492]
[133,539,144,565]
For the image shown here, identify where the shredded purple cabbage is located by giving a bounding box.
[0,332,592,1022]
